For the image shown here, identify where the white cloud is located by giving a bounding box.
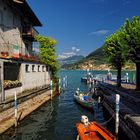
[58,54,69,59]
[88,29,110,36]
[76,49,80,52]
[58,52,76,59]
[72,46,76,51]
[58,46,81,60]
[71,46,80,52]
[63,52,76,56]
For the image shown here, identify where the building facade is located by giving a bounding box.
[0,0,51,101]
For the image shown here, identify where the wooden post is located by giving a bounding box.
[50,80,53,99]
[126,73,129,83]
[14,91,18,127]
[115,94,120,140]
[0,61,4,102]
[63,77,65,89]
[65,76,67,87]
[59,78,61,93]
[97,96,101,108]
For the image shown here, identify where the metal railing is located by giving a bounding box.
[22,27,38,39]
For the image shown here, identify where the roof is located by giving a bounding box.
[9,0,42,26]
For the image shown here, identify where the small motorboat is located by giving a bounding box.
[74,89,94,111]
[81,72,94,84]
[76,115,115,140]
[81,77,87,83]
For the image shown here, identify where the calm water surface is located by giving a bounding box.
[1,70,132,140]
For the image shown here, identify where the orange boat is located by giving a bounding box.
[76,115,115,140]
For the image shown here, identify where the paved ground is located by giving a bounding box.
[101,80,140,114]
[98,80,140,140]
[107,81,139,98]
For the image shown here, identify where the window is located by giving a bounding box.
[46,66,48,71]
[32,65,35,72]
[38,65,40,72]
[25,65,30,72]
[42,66,45,72]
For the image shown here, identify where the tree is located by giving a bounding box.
[123,16,140,90]
[36,35,59,79]
[104,30,129,87]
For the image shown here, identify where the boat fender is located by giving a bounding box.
[81,115,90,126]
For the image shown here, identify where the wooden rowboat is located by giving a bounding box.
[74,93,94,111]
[76,116,115,140]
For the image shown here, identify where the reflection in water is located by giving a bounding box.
[1,99,57,140]
[1,93,105,140]
[1,70,129,140]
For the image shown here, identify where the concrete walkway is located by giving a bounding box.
[99,81,140,114]
[104,81,140,111]
[98,81,140,139]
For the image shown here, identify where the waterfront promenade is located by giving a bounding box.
[98,80,140,140]
[104,81,140,113]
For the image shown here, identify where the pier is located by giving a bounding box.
[96,80,140,140]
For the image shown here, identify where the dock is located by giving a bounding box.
[96,80,140,140]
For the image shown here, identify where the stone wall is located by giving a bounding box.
[4,61,51,100]
[21,62,50,91]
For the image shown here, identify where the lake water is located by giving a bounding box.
[1,70,133,140]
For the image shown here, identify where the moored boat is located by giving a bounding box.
[81,71,94,84]
[76,115,115,140]
[81,77,87,83]
[74,90,94,111]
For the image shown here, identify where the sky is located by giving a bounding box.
[28,0,140,59]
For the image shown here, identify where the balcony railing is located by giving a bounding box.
[0,44,41,62]
[22,27,38,40]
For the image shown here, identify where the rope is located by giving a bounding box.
[99,97,105,104]
[99,112,115,126]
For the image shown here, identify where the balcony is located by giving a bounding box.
[0,44,41,62]
[22,27,38,41]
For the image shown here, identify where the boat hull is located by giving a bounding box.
[81,77,87,83]
[74,94,94,111]
[76,121,115,140]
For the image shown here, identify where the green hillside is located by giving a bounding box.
[61,45,107,69]
[61,44,135,70]
[85,45,106,64]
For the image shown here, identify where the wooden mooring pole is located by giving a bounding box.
[50,80,53,100]
[115,94,120,140]
[59,78,61,93]
[14,91,18,127]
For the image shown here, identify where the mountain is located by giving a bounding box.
[85,45,106,64]
[59,55,84,66]
[61,45,109,70]
[61,45,135,70]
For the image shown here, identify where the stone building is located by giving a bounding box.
[0,0,51,101]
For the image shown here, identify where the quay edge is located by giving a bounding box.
[96,82,140,140]
[0,88,59,135]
